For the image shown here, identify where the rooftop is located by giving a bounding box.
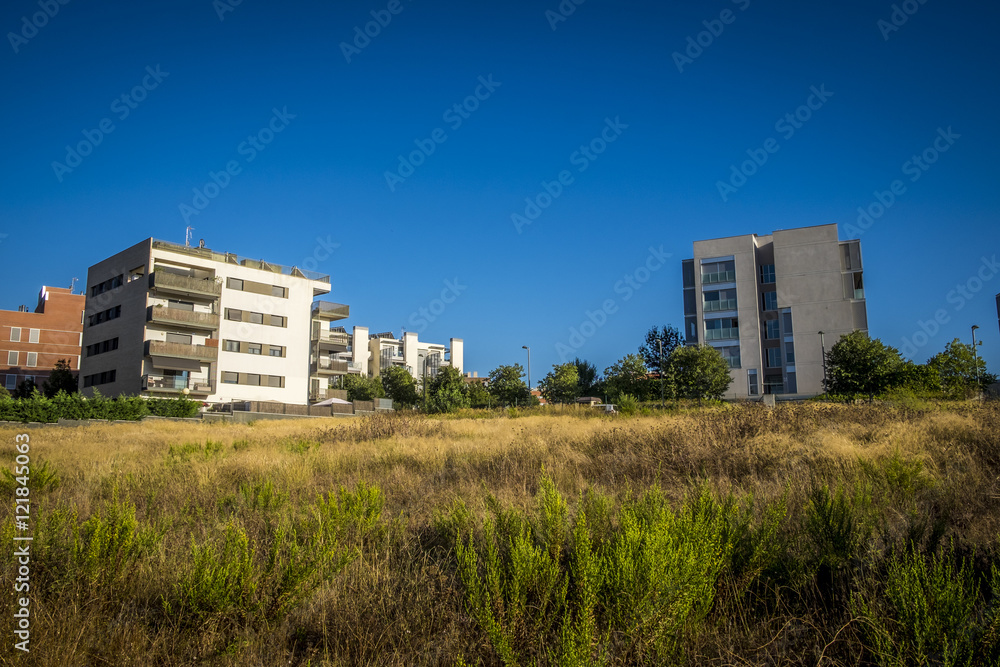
[151,239,331,283]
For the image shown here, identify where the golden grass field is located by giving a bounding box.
[2,401,1000,666]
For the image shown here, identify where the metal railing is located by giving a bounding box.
[312,329,350,346]
[148,271,222,298]
[704,327,739,341]
[147,305,219,330]
[142,374,213,394]
[703,298,737,312]
[313,358,349,374]
[146,339,219,361]
[701,270,736,285]
[151,239,330,282]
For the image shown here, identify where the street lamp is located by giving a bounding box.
[972,325,981,397]
[658,339,664,409]
[818,331,828,393]
[522,345,531,394]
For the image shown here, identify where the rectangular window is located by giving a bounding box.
[246,374,260,386]
[224,340,240,352]
[267,375,282,387]
[704,318,739,341]
[270,315,285,328]
[269,345,283,357]
[165,333,192,345]
[9,328,20,343]
[4,375,15,390]
[91,275,124,297]
[7,351,17,365]
[271,285,287,298]
[83,370,116,387]
[785,342,795,364]
[781,311,793,335]
[701,260,736,285]
[720,345,741,369]
[26,353,37,367]
[765,319,781,340]
[222,371,238,384]
[88,305,121,327]
[760,264,776,284]
[28,329,39,343]
[786,371,798,394]
[249,312,263,324]
[248,343,262,355]
[762,291,777,311]
[226,309,242,321]
[167,299,194,311]
[227,278,244,291]
[765,347,781,368]
[747,369,759,396]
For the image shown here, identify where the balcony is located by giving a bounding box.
[312,329,350,347]
[704,327,739,341]
[703,298,737,313]
[148,271,221,299]
[311,358,349,375]
[147,305,219,330]
[142,374,213,395]
[722,355,741,369]
[702,270,736,285]
[312,301,350,321]
[146,339,219,362]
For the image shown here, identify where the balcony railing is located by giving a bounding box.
[702,270,736,285]
[312,301,350,320]
[312,358,349,375]
[703,298,737,312]
[312,329,350,346]
[146,339,219,361]
[704,327,739,341]
[148,271,222,298]
[147,305,220,330]
[142,374,213,394]
[722,356,741,369]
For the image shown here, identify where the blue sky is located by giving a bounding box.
[1,0,998,379]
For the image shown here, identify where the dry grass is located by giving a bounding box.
[0,402,999,665]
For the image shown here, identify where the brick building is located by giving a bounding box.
[1,286,86,392]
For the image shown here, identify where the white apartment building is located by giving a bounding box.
[682,223,867,399]
[80,238,347,405]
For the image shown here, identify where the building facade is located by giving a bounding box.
[682,223,867,398]
[1,286,85,392]
[79,238,344,405]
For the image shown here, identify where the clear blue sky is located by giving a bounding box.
[2,0,998,379]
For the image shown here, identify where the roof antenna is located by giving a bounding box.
[185,226,195,247]
[70,277,78,293]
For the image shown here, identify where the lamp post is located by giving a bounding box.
[658,339,665,409]
[522,345,531,394]
[972,325,981,397]
[818,331,828,393]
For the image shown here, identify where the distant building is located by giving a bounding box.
[682,223,868,398]
[0,286,85,392]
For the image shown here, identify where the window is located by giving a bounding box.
[249,312,263,324]
[248,343,262,355]
[701,260,736,285]
[7,351,17,365]
[786,371,797,394]
[246,374,260,386]
[271,285,287,298]
[26,353,37,367]
[28,329,39,343]
[705,318,739,340]
[167,299,194,311]
[227,278,244,291]
[269,345,283,357]
[24,376,34,386]
[765,347,781,368]
[226,309,242,321]
[760,264,775,284]
[762,291,777,311]
[9,328,20,343]
[785,342,795,364]
[91,275,123,297]
[88,305,121,327]
[4,375,15,391]
[165,333,192,344]
[222,371,238,384]
[747,369,759,396]
[267,375,282,388]
[83,370,116,387]
[781,311,793,335]
[224,340,240,352]
[87,337,119,357]
[719,345,741,369]
[765,319,780,340]
[270,315,285,327]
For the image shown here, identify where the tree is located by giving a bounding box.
[487,364,530,406]
[538,363,579,404]
[42,359,78,398]
[669,344,733,400]
[639,325,683,375]
[342,373,385,402]
[928,338,996,398]
[573,358,598,396]
[12,379,37,400]
[894,361,942,394]
[428,365,470,413]
[826,330,904,401]
[467,381,492,409]
[380,365,419,407]
[603,354,652,401]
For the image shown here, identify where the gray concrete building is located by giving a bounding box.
[682,223,868,398]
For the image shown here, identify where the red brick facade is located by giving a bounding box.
[0,286,85,392]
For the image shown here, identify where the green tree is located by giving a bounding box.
[380,365,419,407]
[573,358,598,396]
[928,338,996,397]
[538,363,579,404]
[669,344,733,400]
[342,373,385,402]
[13,379,37,400]
[487,364,530,406]
[428,365,470,413]
[603,354,652,401]
[638,325,683,374]
[42,359,78,398]
[826,330,904,401]
[467,381,492,409]
[894,361,942,395]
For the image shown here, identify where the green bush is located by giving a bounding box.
[0,390,197,423]
[615,394,639,416]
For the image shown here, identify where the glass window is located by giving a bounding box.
[747,369,759,396]
[227,278,244,290]
[786,371,797,394]
[270,315,285,327]
[28,329,39,343]
[269,346,283,357]
[785,342,795,364]
[26,353,37,367]
[249,312,263,324]
[222,371,238,384]
[224,340,240,352]
[268,375,282,387]
[246,374,260,386]
[701,260,736,285]
[766,348,781,368]
[5,375,15,390]
[765,320,780,340]
[248,343,262,355]
[781,311,793,335]
[226,309,242,321]
[760,264,776,284]
[7,351,17,365]
[762,291,777,311]
[271,285,286,298]
[9,328,20,342]
[165,333,192,344]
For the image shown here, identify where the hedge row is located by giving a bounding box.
[0,390,200,423]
